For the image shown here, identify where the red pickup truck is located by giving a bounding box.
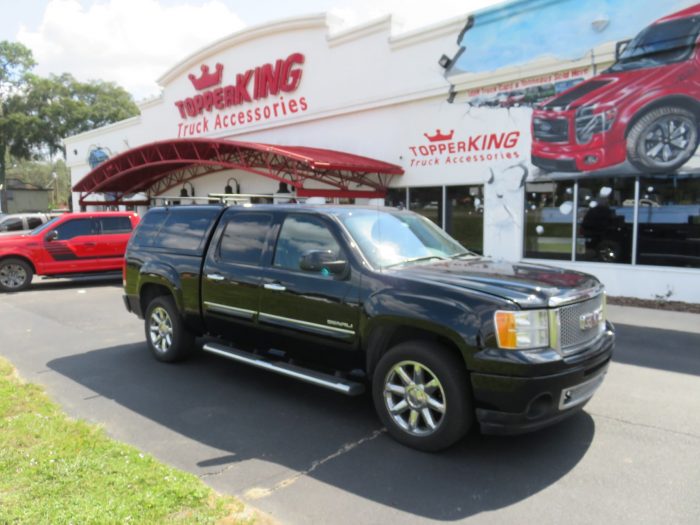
[0,211,140,292]
[532,5,700,173]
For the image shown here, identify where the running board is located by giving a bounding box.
[202,342,365,396]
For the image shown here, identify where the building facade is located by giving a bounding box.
[65,0,700,302]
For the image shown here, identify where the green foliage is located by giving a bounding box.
[0,356,252,525]
[6,157,72,209]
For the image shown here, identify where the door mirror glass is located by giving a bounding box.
[615,39,631,61]
[46,230,59,242]
[299,250,348,275]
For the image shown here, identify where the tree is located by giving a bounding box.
[0,40,139,212]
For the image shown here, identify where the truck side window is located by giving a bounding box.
[1,218,24,231]
[99,217,133,234]
[219,213,272,265]
[52,219,96,240]
[273,215,341,271]
[27,217,44,229]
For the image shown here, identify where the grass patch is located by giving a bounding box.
[0,357,253,524]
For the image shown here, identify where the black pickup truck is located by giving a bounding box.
[123,204,614,451]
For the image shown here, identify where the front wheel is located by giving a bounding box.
[0,258,34,293]
[627,106,698,172]
[372,341,473,452]
[144,295,195,362]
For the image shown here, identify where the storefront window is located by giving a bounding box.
[637,174,700,268]
[385,188,406,209]
[524,181,575,260]
[446,185,483,254]
[409,186,442,227]
[576,177,636,264]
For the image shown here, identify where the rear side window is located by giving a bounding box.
[156,208,221,254]
[53,218,96,240]
[131,209,167,248]
[0,218,23,231]
[99,216,133,234]
[27,217,44,229]
[219,213,272,265]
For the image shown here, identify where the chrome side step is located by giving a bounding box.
[202,342,365,396]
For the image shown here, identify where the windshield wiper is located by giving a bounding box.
[384,255,447,268]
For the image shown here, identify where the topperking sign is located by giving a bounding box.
[174,52,308,137]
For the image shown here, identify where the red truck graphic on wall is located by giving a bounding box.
[531,5,700,173]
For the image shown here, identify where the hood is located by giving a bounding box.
[388,258,602,309]
[541,64,692,111]
[0,233,33,246]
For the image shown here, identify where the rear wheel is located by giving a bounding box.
[144,295,195,362]
[372,341,473,452]
[0,258,33,292]
[627,106,698,172]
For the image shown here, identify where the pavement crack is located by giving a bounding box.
[244,427,387,500]
[199,463,238,479]
[590,412,700,440]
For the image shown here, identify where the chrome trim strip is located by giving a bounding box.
[548,283,605,307]
[258,312,355,335]
[204,301,255,320]
[202,343,364,396]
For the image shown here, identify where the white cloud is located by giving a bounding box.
[18,0,244,100]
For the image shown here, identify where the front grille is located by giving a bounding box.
[559,294,604,354]
[533,117,569,142]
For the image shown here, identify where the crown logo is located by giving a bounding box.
[188,63,224,90]
[424,129,454,142]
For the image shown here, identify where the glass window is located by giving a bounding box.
[409,187,442,227]
[53,219,95,240]
[636,174,700,268]
[131,209,166,248]
[385,188,406,209]
[274,215,341,271]
[0,217,24,232]
[99,217,132,234]
[27,217,43,229]
[154,207,221,254]
[219,213,272,265]
[576,177,636,264]
[446,185,483,254]
[524,181,575,260]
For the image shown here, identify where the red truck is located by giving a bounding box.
[532,5,700,173]
[0,211,139,292]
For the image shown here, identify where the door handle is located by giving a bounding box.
[264,283,286,292]
[207,273,225,281]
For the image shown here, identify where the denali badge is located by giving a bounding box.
[327,319,354,330]
[579,307,603,330]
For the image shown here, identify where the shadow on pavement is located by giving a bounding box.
[613,324,700,376]
[48,342,595,520]
[29,273,122,291]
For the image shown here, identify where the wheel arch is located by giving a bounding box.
[625,95,700,138]
[0,255,37,274]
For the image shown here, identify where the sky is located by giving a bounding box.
[0,0,505,101]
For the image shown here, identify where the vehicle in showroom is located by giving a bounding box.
[0,211,139,292]
[532,5,700,173]
[123,204,614,451]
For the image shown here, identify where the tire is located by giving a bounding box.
[372,341,473,452]
[144,295,195,362]
[627,106,698,172]
[0,258,33,293]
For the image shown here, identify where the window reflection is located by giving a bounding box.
[446,185,484,254]
[408,187,443,227]
[637,174,700,268]
[524,181,575,260]
[576,178,635,264]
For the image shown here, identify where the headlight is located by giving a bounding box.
[494,309,549,350]
[575,106,617,143]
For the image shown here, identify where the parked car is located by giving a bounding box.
[0,212,58,236]
[0,211,140,292]
[532,5,700,173]
[123,205,614,451]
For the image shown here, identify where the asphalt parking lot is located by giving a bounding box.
[1,278,699,524]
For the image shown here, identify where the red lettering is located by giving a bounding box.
[235,70,253,104]
[213,88,224,109]
[224,86,236,106]
[467,135,480,151]
[289,99,298,113]
[258,60,283,98]
[184,98,196,117]
[193,94,204,115]
[504,131,520,148]
[254,107,261,121]
[238,111,245,125]
[174,101,186,118]
[299,97,307,111]
[202,91,214,112]
[280,53,304,92]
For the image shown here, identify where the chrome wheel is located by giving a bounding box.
[0,263,28,290]
[642,115,694,167]
[149,306,173,354]
[383,360,446,437]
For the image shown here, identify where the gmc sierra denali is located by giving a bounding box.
[123,204,614,451]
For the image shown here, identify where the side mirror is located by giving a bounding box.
[615,39,631,61]
[299,250,348,276]
[46,230,58,242]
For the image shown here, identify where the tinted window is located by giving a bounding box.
[155,207,221,254]
[99,216,133,234]
[0,218,23,232]
[274,215,341,271]
[53,219,96,240]
[219,213,272,265]
[27,217,44,229]
[131,209,166,248]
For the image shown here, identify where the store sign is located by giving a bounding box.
[174,52,308,137]
[407,129,521,167]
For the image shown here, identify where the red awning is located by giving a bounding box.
[73,138,403,205]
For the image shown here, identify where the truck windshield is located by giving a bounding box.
[336,209,473,269]
[609,16,700,72]
[30,217,60,236]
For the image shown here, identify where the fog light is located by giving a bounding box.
[584,155,599,165]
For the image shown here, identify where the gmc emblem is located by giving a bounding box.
[580,307,603,330]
